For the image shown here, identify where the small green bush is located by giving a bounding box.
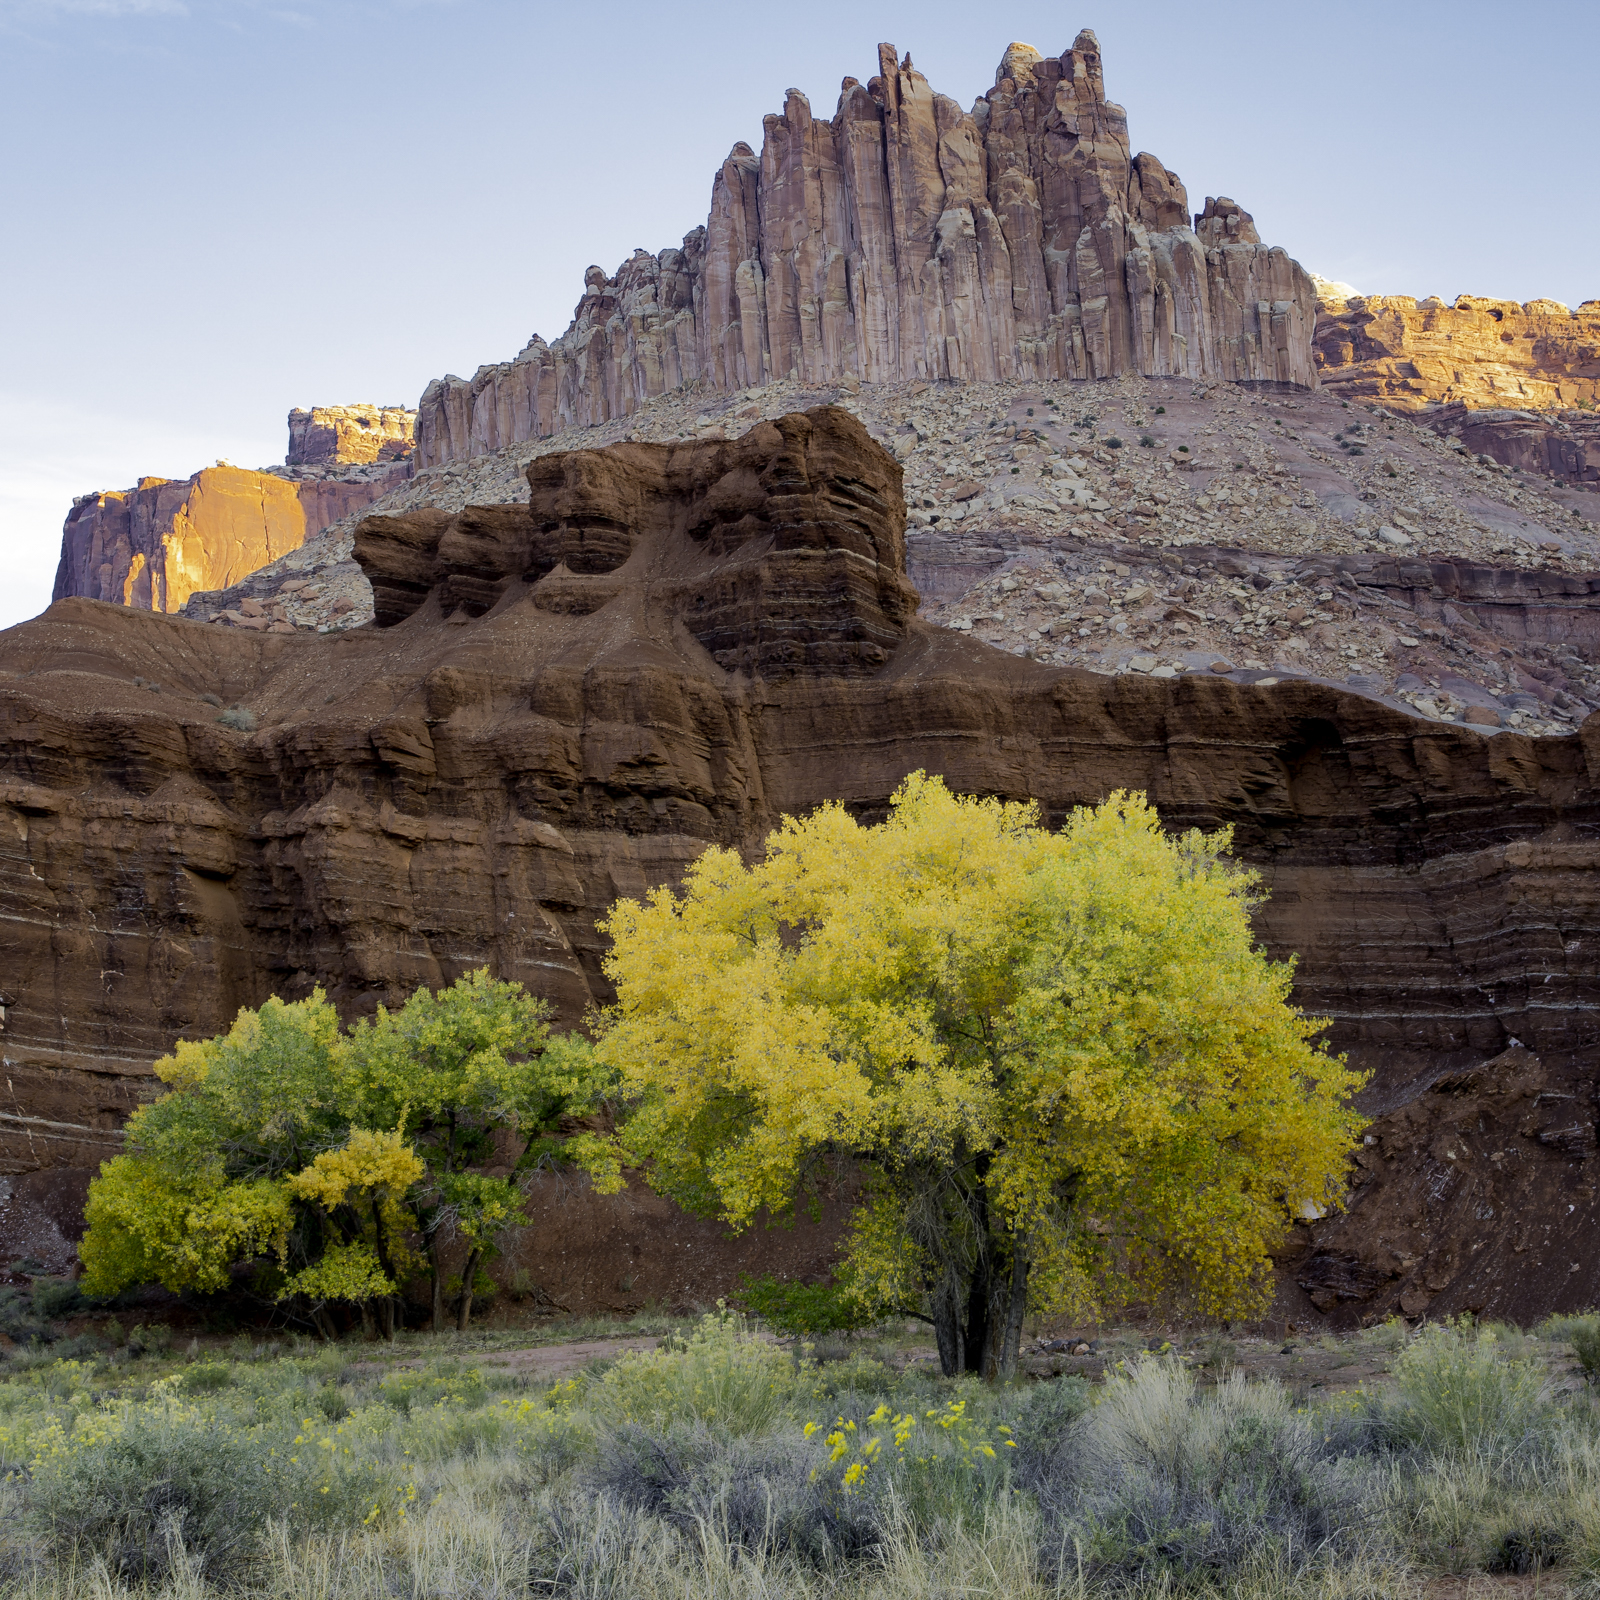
[1391,1319,1549,1457]
[1541,1311,1600,1382]
[589,1309,810,1435]
[217,705,257,732]
[736,1272,874,1338]
[31,1279,86,1320]
[0,1286,54,1344]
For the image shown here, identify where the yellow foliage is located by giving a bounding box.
[287,1127,426,1212]
[595,774,1365,1325]
[80,1157,291,1297]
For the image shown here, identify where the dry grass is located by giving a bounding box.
[3,1314,1600,1598]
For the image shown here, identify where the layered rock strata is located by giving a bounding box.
[287,405,415,467]
[4,408,1600,1321]
[1315,294,1600,414]
[415,32,1315,469]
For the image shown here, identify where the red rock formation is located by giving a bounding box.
[1427,402,1599,491]
[1315,294,1600,414]
[54,467,311,614]
[287,405,415,467]
[54,410,416,618]
[6,408,1599,1320]
[416,33,1316,468]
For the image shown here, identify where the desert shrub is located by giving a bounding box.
[585,1423,880,1567]
[29,1280,86,1321]
[126,1322,172,1359]
[217,705,257,731]
[377,1360,486,1415]
[1542,1310,1600,1383]
[1018,1357,1377,1587]
[0,1288,53,1345]
[23,1384,410,1583]
[1004,1374,1093,1470]
[180,1360,233,1393]
[1389,1319,1549,1457]
[587,1309,809,1435]
[1487,1519,1568,1574]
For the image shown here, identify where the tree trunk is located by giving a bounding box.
[995,1244,1031,1381]
[456,1246,482,1332]
[963,1255,992,1376]
[930,1272,965,1377]
[428,1233,445,1333]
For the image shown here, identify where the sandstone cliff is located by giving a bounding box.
[54,466,311,614]
[415,33,1316,470]
[287,405,415,466]
[1315,294,1600,413]
[5,407,1600,1321]
[54,408,416,616]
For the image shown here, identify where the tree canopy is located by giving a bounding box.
[81,970,609,1334]
[593,774,1365,1377]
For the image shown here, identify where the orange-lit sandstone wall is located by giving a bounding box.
[54,466,311,614]
[1315,294,1600,413]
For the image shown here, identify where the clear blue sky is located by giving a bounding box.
[2,0,1594,628]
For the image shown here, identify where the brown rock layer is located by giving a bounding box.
[1283,1046,1600,1326]
[1315,294,1600,414]
[6,408,1599,1321]
[1427,402,1600,491]
[416,33,1315,469]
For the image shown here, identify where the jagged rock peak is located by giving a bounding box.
[416,35,1317,469]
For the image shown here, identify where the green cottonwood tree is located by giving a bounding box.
[81,971,606,1334]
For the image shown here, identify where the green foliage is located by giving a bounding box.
[1390,1318,1550,1456]
[736,1272,875,1337]
[30,1279,87,1320]
[0,1286,54,1344]
[78,971,609,1331]
[22,1375,416,1584]
[1541,1310,1600,1382]
[216,705,257,731]
[585,1308,811,1435]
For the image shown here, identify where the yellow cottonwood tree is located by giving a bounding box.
[593,774,1364,1378]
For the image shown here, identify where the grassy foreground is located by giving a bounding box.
[3,1311,1600,1596]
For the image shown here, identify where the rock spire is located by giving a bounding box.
[416,32,1316,468]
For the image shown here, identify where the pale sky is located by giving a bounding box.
[2,0,1594,629]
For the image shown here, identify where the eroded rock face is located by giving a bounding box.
[1315,294,1600,415]
[1283,1047,1600,1326]
[54,467,312,614]
[6,409,1600,1321]
[416,33,1316,469]
[55,409,417,617]
[364,408,916,674]
[287,406,415,467]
